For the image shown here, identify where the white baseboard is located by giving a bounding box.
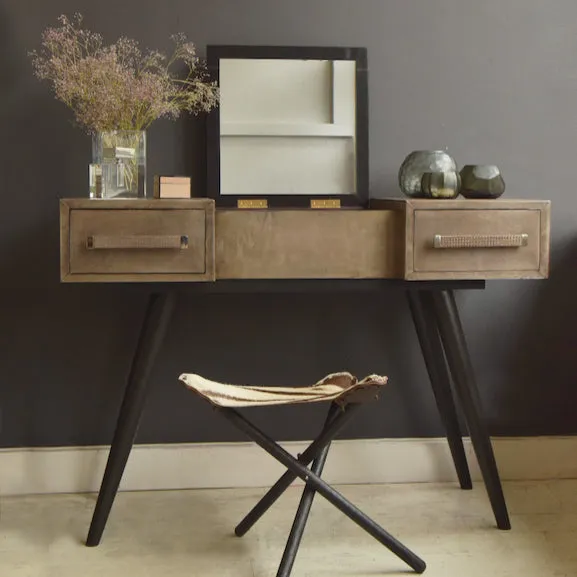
[1,437,576,496]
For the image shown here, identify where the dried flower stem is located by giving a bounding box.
[29,13,219,133]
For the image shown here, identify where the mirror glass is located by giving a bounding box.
[218,58,357,196]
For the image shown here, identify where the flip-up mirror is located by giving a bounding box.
[206,46,368,208]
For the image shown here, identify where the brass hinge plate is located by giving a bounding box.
[310,199,341,209]
[237,199,268,209]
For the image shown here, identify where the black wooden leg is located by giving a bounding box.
[221,407,426,574]
[276,445,331,577]
[276,404,339,577]
[235,403,361,537]
[431,290,511,530]
[86,291,177,546]
[407,290,472,490]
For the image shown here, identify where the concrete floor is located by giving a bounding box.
[1,480,576,576]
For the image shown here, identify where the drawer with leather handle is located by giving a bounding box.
[372,198,551,280]
[60,199,215,282]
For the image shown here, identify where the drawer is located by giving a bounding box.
[60,199,215,282]
[414,209,541,275]
[371,198,551,280]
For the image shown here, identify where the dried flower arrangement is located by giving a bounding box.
[29,13,219,133]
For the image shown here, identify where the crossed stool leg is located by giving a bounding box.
[179,371,426,576]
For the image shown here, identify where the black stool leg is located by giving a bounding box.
[86,291,177,546]
[277,445,331,577]
[431,290,511,530]
[235,403,361,536]
[407,290,472,490]
[222,407,426,574]
[276,404,339,577]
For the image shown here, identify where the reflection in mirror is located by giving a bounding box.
[218,58,357,196]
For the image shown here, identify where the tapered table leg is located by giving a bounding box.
[432,290,511,530]
[86,291,177,546]
[407,290,472,490]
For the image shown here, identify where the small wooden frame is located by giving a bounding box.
[153,176,191,199]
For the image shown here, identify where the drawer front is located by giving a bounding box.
[69,209,207,276]
[413,209,542,276]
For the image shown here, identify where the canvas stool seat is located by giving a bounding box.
[179,371,426,576]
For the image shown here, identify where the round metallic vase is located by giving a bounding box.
[398,150,458,198]
[421,171,461,199]
[460,165,506,199]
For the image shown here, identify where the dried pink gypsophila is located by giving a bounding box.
[29,13,218,133]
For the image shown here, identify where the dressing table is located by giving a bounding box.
[59,42,551,547]
[59,196,551,546]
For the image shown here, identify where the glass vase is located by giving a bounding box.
[90,130,147,198]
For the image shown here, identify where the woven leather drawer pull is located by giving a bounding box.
[433,234,528,249]
[86,235,189,250]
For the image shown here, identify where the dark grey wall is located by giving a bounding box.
[1,0,576,447]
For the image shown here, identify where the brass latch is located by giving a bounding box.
[310,199,341,209]
[237,199,268,209]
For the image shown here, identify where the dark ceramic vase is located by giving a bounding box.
[421,171,461,199]
[460,165,506,199]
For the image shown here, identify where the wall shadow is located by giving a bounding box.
[502,238,577,435]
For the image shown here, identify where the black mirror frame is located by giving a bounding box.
[206,45,369,209]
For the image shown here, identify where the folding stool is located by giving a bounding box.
[179,371,426,576]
